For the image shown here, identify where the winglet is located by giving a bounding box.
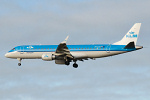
[61,36,69,44]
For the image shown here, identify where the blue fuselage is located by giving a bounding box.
[8,44,135,53]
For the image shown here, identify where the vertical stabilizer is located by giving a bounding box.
[114,23,141,45]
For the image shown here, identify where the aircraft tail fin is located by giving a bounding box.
[114,23,141,45]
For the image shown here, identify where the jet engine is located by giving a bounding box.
[55,60,66,64]
[42,53,55,61]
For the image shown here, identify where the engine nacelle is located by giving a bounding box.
[55,60,66,64]
[42,53,55,61]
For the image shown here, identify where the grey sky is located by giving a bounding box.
[0,0,150,100]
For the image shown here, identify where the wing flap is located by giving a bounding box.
[55,36,73,59]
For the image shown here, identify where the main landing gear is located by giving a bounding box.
[65,61,70,66]
[73,60,78,68]
[17,58,22,66]
[65,59,78,68]
[73,63,78,68]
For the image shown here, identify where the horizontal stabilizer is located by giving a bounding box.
[124,42,135,49]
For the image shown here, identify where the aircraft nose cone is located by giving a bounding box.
[5,53,9,58]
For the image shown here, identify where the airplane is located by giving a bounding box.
[5,23,143,68]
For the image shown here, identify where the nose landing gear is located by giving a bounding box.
[18,63,21,66]
[17,58,22,66]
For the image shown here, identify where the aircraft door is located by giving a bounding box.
[20,46,24,54]
[106,44,111,53]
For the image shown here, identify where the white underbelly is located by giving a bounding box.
[8,51,127,59]
[71,51,127,58]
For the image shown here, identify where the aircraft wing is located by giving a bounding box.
[55,36,73,59]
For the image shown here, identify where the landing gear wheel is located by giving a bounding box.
[18,63,21,66]
[17,58,22,66]
[65,61,70,65]
[73,63,78,68]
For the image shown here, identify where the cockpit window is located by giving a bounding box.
[12,48,15,50]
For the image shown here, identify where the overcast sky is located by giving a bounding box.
[0,0,150,100]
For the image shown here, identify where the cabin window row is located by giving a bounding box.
[27,47,105,50]
[28,48,56,50]
[69,47,105,49]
